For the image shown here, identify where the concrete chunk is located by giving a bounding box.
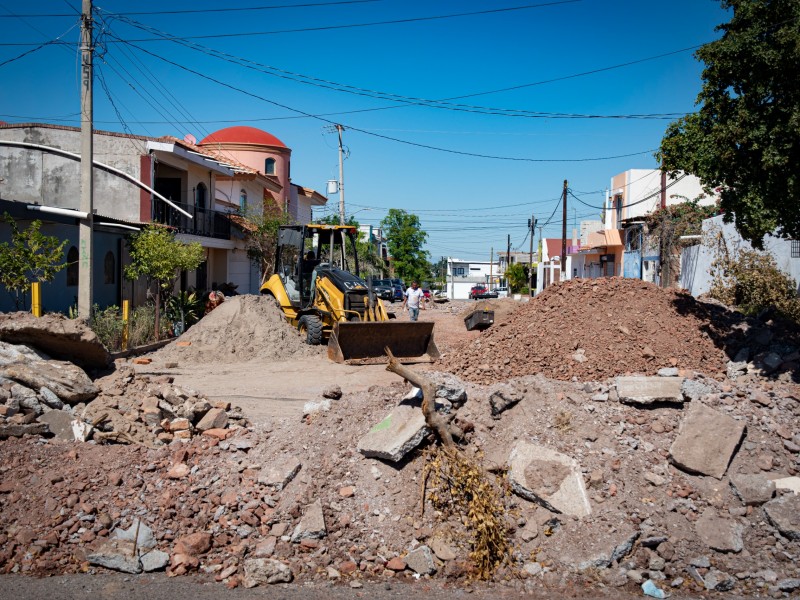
[290,499,326,542]
[616,376,685,405]
[729,473,775,505]
[87,539,142,574]
[257,456,301,491]
[406,545,436,575]
[37,410,76,441]
[195,407,228,431]
[357,401,429,463]
[764,494,800,540]
[243,558,293,587]
[508,441,591,518]
[695,509,743,553]
[669,402,745,479]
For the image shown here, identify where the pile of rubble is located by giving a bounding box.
[440,277,766,383]
[1,286,800,597]
[152,295,323,365]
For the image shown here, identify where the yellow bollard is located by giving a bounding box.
[31,282,42,317]
[122,300,130,351]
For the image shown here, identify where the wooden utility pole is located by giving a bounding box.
[78,0,94,318]
[560,180,568,275]
[489,247,493,290]
[336,124,345,224]
[505,234,511,287]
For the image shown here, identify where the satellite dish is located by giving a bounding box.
[184,133,197,145]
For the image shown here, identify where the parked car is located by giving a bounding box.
[370,278,394,302]
[494,286,509,298]
[391,283,404,302]
[422,288,432,299]
[469,285,498,300]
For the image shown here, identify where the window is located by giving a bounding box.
[265,158,276,175]
[615,194,623,226]
[66,246,78,286]
[103,251,115,284]
[239,189,247,212]
[792,240,800,258]
[454,267,465,276]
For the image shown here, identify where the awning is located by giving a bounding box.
[587,229,623,249]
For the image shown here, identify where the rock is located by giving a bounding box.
[508,441,591,517]
[0,341,49,366]
[704,568,736,591]
[87,539,142,574]
[38,386,64,409]
[429,537,457,561]
[0,312,110,368]
[616,376,685,405]
[37,410,75,441]
[761,352,783,373]
[257,456,301,491]
[167,463,190,479]
[174,532,212,556]
[727,360,748,380]
[0,422,48,439]
[763,494,800,540]
[405,545,436,575]
[729,473,775,505]
[322,385,342,400]
[357,402,429,463]
[657,368,679,377]
[140,549,170,572]
[302,399,331,417]
[488,390,523,417]
[695,509,743,553]
[681,379,714,402]
[669,402,745,479]
[11,383,42,414]
[385,556,407,571]
[777,579,800,592]
[113,520,156,551]
[551,520,638,569]
[3,361,97,404]
[242,558,293,587]
[436,385,467,407]
[195,407,228,431]
[290,499,326,542]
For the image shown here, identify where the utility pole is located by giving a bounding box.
[506,234,511,288]
[78,0,94,318]
[537,225,543,261]
[335,124,345,224]
[528,213,535,297]
[560,180,568,276]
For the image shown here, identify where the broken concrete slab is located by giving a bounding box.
[669,402,745,479]
[508,441,591,518]
[243,558,293,587]
[290,499,326,542]
[37,410,76,441]
[257,455,301,491]
[681,378,714,402]
[763,494,800,540]
[695,509,743,553]
[2,360,97,404]
[87,539,142,574]
[729,473,775,505]
[0,312,111,368]
[773,476,800,495]
[616,376,685,405]
[113,519,157,551]
[140,549,170,572]
[357,401,429,463]
[550,520,638,569]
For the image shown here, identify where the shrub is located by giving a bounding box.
[89,303,172,351]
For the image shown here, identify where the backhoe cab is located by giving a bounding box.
[260,224,439,363]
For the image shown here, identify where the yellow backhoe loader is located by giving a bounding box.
[260,224,439,364]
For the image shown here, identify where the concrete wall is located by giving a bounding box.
[680,214,800,296]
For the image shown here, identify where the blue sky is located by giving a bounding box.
[0,0,729,261]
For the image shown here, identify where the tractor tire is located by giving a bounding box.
[298,314,324,345]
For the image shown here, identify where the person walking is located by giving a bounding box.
[402,281,425,322]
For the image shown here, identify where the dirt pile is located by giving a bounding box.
[440,278,730,383]
[152,295,323,365]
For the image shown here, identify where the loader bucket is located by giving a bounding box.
[327,321,440,364]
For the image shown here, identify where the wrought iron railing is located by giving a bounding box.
[152,201,231,240]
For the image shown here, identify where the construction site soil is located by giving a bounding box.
[1,282,800,598]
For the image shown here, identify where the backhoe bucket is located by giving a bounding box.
[327,321,440,364]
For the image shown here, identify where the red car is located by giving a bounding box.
[422,288,431,299]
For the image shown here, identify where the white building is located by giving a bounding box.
[445,257,500,299]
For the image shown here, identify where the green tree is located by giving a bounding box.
[124,225,204,339]
[380,209,431,284]
[235,202,289,284]
[657,0,800,247]
[0,213,67,310]
[505,263,528,293]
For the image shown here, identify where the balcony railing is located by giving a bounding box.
[153,201,231,240]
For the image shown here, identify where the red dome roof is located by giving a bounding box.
[199,126,286,148]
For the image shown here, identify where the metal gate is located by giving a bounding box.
[623,250,641,279]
